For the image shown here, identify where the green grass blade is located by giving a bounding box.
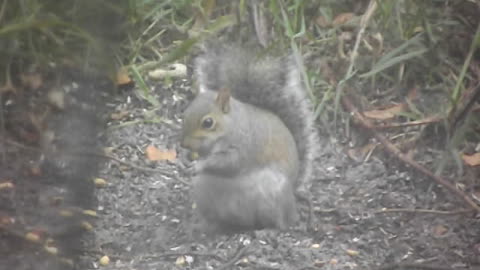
[360,48,428,78]
[130,65,160,107]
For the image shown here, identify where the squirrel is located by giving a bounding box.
[181,43,319,233]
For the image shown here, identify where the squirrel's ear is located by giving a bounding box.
[215,87,231,113]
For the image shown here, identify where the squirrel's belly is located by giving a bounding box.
[193,170,298,232]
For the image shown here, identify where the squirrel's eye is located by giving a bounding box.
[201,117,215,129]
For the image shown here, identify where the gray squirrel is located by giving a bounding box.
[181,44,318,233]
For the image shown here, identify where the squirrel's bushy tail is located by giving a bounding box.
[194,43,319,188]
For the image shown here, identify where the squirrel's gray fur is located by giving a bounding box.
[194,43,319,190]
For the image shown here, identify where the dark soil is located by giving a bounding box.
[1,70,480,270]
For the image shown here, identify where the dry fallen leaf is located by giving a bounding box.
[20,73,43,90]
[0,215,14,226]
[363,104,405,120]
[432,224,449,237]
[30,165,42,176]
[315,15,330,28]
[462,152,480,166]
[333,13,355,26]
[364,88,418,120]
[146,145,177,161]
[116,67,132,86]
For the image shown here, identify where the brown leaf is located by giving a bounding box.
[315,15,330,28]
[20,73,43,90]
[462,152,480,166]
[30,165,42,176]
[0,215,14,226]
[363,104,405,120]
[333,13,355,26]
[432,224,449,237]
[146,145,177,161]
[116,67,132,86]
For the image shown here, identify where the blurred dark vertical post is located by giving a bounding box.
[0,1,131,269]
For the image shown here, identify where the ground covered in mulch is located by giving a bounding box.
[2,1,480,270]
[85,76,480,270]
[0,65,479,270]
